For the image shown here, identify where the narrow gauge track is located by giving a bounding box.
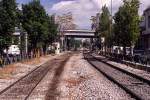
[0,53,71,100]
[84,53,150,100]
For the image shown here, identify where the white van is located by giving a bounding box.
[52,42,60,54]
[4,45,20,55]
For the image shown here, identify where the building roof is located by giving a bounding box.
[144,6,150,15]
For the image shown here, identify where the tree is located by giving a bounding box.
[98,5,111,52]
[128,0,140,55]
[0,0,17,53]
[22,0,58,55]
[47,15,58,44]
[42,15,58,53]
[114,0,140,55]
[114,6,128,46]
[22,0,49,53]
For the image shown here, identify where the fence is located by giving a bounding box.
[0,54,33,67]
[0,48,56,68]
[98,51,150,67]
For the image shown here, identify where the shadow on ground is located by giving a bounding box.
[45,54,71,100]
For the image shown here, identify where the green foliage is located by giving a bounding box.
[129,0,140,45]
[99,5,110,37]
[114,6,129,46]
[98,5,112,46]
[0,0,17,50]
[114,0,140,47]
[46,15,58,44]
[22,0,57,51]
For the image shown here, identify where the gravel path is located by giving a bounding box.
[55,53,133,100]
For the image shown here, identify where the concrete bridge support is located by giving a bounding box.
[59,30,97,51]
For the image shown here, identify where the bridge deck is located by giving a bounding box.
[59,30,97,38]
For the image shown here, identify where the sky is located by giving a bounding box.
[16,0,150,29]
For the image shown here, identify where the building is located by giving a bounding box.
[90,13,101,31]
[139,7,150,51]
[55,12,77,31]
[96,13,100,32]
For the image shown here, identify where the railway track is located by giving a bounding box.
[84,53,150,100]
[0,53,71,100]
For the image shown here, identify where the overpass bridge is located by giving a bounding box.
[59,29,97,38]
[58,29,98,50]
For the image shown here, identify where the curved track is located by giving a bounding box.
[84,53,150,100]
[0,53,71,100]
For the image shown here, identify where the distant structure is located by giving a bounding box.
[139,7,150,50]
[55,12,78,51]
[55,12,77,33]
[90,13,100,32]
[95,13,100,31]
[90,16,97,30]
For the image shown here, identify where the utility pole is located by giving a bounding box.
[110,0,113,53]
[109,0,113,36]
[111,0,112,17]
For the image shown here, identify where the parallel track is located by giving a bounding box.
[0,53,71,100]
[84,53,150,100]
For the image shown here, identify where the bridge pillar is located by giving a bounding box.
[66,37,71,51]
[90,38,94,51]
[64,36,68,51]
[60,36,69,51]
[60,36,64,51]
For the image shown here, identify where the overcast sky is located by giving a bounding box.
[17,0,150,29]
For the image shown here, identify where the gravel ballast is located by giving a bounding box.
[56,53,133,100]
[0,52,135,99]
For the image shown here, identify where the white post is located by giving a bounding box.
[25,32,28,54]
[18,35,21,45]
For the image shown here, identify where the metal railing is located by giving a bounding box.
[98,51,150,67]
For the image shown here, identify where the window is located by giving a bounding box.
[148,16,150,28]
